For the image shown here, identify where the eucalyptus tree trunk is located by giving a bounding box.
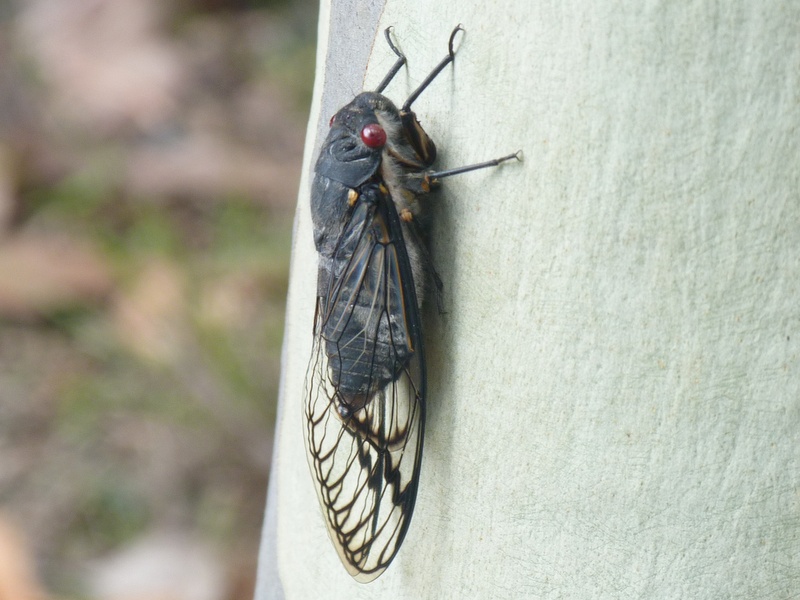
[256,1,800,598]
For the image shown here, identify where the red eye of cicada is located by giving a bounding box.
[360,123,387,148]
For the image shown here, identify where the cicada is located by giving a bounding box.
[304,25,520,582]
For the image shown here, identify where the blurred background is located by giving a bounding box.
[0,0,316,598]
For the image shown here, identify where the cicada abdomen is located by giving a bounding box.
[304,25,520,582]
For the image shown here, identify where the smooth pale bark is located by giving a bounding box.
[257,1,800,598]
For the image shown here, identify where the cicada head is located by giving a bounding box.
[317,92,437,187]
[356,92,438,171]
[315,96,388,188]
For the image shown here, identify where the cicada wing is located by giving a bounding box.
[304,194,425,582]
